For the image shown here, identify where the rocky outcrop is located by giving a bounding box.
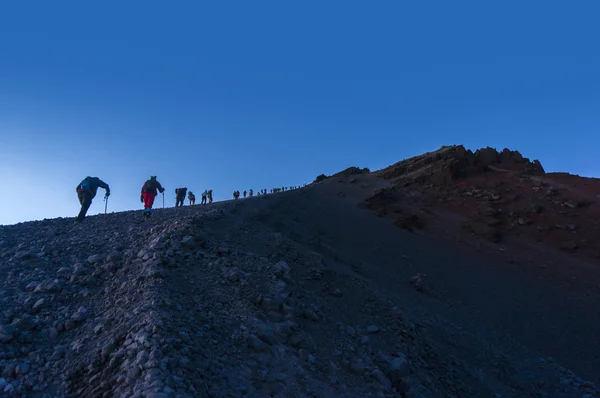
[331,166,371,179]
[378,145,545,186]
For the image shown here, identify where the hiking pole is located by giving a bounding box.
[162,192,165,209]
[104,195,109,223]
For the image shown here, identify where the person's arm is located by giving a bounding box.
[98,180,110,196]
[157,182,165,193]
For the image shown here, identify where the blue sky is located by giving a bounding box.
[0,1,598,225]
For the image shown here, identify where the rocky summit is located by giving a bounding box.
[1,146,600,398]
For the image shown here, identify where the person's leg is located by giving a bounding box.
[76,192,92,221]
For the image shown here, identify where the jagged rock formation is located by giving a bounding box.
[378,145,545,186]
[314,166,370,184]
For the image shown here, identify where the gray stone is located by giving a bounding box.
[14,251,34,260]
[331,289,343,297]
[301,310,319,322]
[25,282,38,292]
[32,298,45,312]
[107,251,124,262]
[87,254,104,264]
[248,334,266,351]
[34,279,63,293]
[0,324,17,343]
[3,383,15,394]
[15,363,30,375]
[367,325,380,334]
[273,261,291,278]
[73,264,91,276]
[0,378,6,390]
[560,241,578,251]
[225,267,240,282]
[14,315,37,331]
[71,306,88,322]
[410,274,424,292]
[181,236,196,248]
[389,353,410,385]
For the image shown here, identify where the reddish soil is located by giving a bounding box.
[368,145,600,264]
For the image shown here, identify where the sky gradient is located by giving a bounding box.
[1,1,598,225]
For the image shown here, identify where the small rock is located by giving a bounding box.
[46,327,58,340]
[14,315,37,331]
[34,279,63,293]
[217,244,230,255]
[225,267,240,282]
[25,282,38,292]
[410,274,424,292]
[32,298,45,313]
[248,334,266,351]
[107,251,123,262]
[15,363,30,375]
[0,324,17,343]
[560,241,578,251]
[73,264,91,276]
[181,236,196,248]
[301,310,319,322]
[0,378,6,390]
[388,353,410,387]
[517,218,532,226]
[3,383,15,394]
[273,261,291,279]
[87,254,104,264]
[71,306,88,322]
[367,325,380,334]
[564,200,579,209]
[331,289,343,297]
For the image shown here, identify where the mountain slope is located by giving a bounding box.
[1,154,599,397]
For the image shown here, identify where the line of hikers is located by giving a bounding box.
[75,176,307,222]
[233,185,305,199]
[175,188,213,207]
[75,176,214,222]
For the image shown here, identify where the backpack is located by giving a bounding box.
[143,180,155,193]
[80,178,92,192]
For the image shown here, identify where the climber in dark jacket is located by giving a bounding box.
[75,176,110,222]
[175,188,187,207]
[141,176,165,217]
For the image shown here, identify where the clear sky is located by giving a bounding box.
[1,1,598,225]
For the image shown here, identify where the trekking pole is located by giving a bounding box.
[104,195,108,222]
[162,192,165,209]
